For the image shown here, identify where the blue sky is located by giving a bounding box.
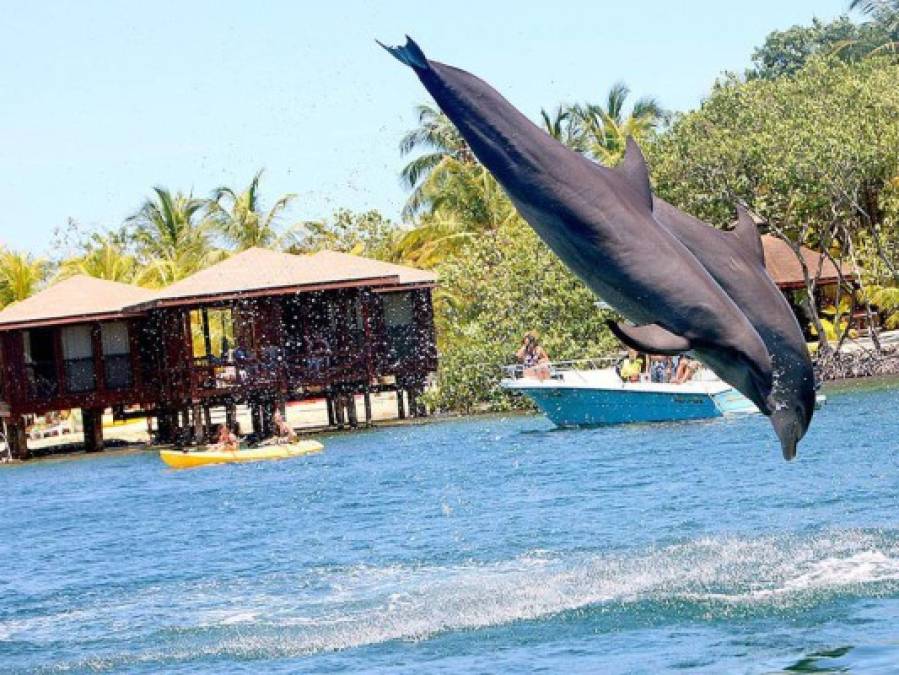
[0,0,849,255]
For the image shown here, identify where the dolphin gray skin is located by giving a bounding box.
[380,36,775,416]
[608,139,816,458]
[651,198,815,460]
[608,152,813,459]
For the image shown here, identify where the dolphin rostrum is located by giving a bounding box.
[380,36,775,417]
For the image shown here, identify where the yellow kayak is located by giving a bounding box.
[159,440,323,469]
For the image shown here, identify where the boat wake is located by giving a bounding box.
[21,528,899,670]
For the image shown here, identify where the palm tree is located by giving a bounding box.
[127,187,219,285]
[208,170,296,250]
[569,82,664,165]
[399,104,476,219]
[849,0,899,51]
[58,237,139,284]
[0,249,48,307]
[540,105,584,151]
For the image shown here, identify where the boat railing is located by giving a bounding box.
[501,357,619,382]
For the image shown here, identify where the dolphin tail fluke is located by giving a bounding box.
[607,321,691,355]
[377,36,429,70]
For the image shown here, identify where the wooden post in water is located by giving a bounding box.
[6,418,29,460]
[156,410,173,444]
[260,401,274,439]
[407,388,418,418]
[334,394,346,428]
[363,391,373,427]
[346,393,359,428]
[82,408,104,453]
[396,389,406,420]
[202,405,213,441]
[325,394,336,428]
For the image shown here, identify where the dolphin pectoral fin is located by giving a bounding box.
[607,321,691,355]
[377,35,429,70]
[613,137,654,212]
[731,205,766,266]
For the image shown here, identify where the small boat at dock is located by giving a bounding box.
[159,440,323,469]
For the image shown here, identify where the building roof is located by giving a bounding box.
[139,247,437,307]
[0,275,155,330]
[762,235,856,290]
[309,250,437,287]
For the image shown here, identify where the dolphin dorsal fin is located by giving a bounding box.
[606,321,691,356]
[614,137,653,212]
[732,205,765,266]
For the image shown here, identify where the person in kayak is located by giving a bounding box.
[273,409,297,444]
[214,424,239,452]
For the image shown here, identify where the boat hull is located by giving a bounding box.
[159,441,323,469]
[523,387,718,426]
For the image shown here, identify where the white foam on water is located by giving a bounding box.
[33,528,899,670]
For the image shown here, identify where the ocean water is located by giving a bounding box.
[2,381,899,673]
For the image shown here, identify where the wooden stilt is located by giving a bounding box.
[225,401,236,432]
[397,389,406,420]
[334,394,346,428]
[82,407,104,453]
[363,391,373,427]
[407,388,418,418]
[6,418,29,460]
[326,395,336,427]
[203,405,213,441]
[347,394,359,428]
[192,403,204,445]
[156,410,173,444]
[250,403,262,437]
[260,401,274,438]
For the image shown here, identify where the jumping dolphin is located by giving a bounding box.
[380,36,775,415]
[605,139,815,459]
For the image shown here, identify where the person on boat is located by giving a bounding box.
[674,356,701,384]
[272,409,297,444]
[516,331,550,380]
[214,423,239,452]
[650,355,673,383]
[618,349,644,382]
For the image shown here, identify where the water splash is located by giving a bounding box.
[27,528,899,670]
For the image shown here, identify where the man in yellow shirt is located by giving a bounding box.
[618,349,644,382]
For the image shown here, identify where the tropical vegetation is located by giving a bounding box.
[3,2,898,412]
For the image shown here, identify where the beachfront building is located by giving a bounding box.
[0,276,158,459]
[0,250,437,459]
[760,235,863,334]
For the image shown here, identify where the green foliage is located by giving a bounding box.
[208,169,297,250]
[126,187,224,287]
[286,208,403,260]
[0,249,49,308]
[541,81,665,164]
[868,285,899,328]
[430,218,616,412]
[57,234,139,284]
[748,16,892,79]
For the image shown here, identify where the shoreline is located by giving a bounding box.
[5,375,898,467]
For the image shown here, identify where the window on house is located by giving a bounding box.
[61,325,95,393]
[102,322,132,390]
